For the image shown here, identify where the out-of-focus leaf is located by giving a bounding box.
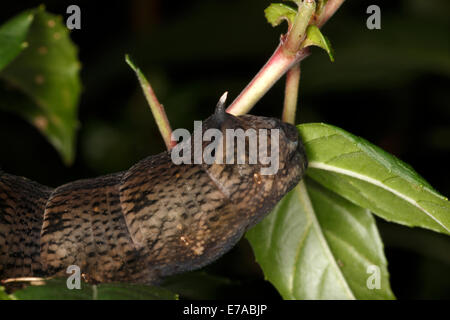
[11,278,177,300]
[0,286,14,300]
[302,25,334,61]
[298,123,450,235]
[0,10,34,71]
[95,283,177,300]
[247,180,394,299]
[11,279,93,300]
[264,3,297,27]
[0,7,81,165]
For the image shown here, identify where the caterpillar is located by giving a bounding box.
[0,98,307,284]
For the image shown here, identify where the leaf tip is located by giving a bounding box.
[125,54,142,76]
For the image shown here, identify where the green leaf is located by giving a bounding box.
[247,180,394,299]
[10,278,177,300]
[298,123,450,235]
[0,7,81,165]
[94,283,177,300]
[12,279,93,300]
[302,25,334,62]
[307,179,394,299]
[264,3,297,27]
[0,286,15,300]
[0,10,34,71]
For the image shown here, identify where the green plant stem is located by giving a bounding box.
[226,45,310,116]
[284,0,316,54]
[282,63,301,124]
[125,55,175,150]
[227,0,344,116]
[127,0,346,146]
[282,0,344,124]
[281,46,354,298]
[282,0,344,123]
[316,0,345,27]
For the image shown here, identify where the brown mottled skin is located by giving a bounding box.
[0,104,307,284]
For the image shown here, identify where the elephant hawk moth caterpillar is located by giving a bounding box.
[0,99,307,284]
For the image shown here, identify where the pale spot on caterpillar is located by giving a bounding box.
[56,247,68,258]
[33,116,48,130]
[192,245,204,256]
[253,173,262,185]
[180,236,190,246]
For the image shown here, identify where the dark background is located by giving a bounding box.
[0,0,449,299]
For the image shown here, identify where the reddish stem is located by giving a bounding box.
[226,0,345,117]
[227,42,310,116]
[144,83,176,150]
[317,0,345,28]
[282,64,301,124]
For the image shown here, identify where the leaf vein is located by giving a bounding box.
[309,161,450,233]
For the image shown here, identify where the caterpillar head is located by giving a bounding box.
[118,93,308,279]
[201,93,308,229]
